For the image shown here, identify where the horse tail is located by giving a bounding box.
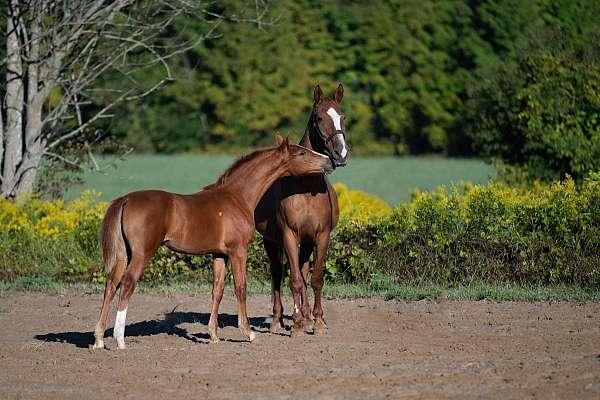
[101,197,128,276]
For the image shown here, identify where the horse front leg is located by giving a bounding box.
[264,239,284,333]
[230,251,256,342]
[299,242,314,331]
[208,256,226,343]
[282,230,304,335]
[312,233,330,333]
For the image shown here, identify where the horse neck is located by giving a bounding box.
[299,112,315,150]
[223,150,287,211]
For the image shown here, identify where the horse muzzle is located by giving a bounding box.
[330,131,349,167]
[322,158,335,175]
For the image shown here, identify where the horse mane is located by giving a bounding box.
[203,148,274,190]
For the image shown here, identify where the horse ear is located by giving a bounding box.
[285,135,291,147]
[333,83,344,103]
[275,132,284,146]
[314,84,323,104]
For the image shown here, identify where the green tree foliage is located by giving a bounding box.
[468,31,600,181]
[93,0,600,166]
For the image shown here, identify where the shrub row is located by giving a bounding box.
[332,178,600,287]
[0,179,598,287]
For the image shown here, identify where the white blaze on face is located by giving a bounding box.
[339,134,348,158]
[326,107,342,130]
[326,107,348,158]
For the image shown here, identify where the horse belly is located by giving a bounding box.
[165,214,224,254]
[280,192,333,239]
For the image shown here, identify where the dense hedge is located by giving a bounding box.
[331,178,600,287]
[1,180,599,287]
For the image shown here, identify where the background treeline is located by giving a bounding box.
[93,0,599,165]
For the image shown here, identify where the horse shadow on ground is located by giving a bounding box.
[34,308,290,349]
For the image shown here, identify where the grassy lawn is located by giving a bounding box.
[65,154,495,205]
[2,276,597,302]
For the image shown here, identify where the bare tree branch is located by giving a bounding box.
[1,0,273,197]
[47,88,133,150]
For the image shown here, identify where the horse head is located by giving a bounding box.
[310,83,349,168]
[275,133,334,176]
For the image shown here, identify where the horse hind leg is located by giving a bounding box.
[93,256,126,349]
[113,251,153,349]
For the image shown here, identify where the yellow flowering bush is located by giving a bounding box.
[0,191,106,281]
[335,183,391,224]
[332,177,600,286]
[0,190,106,238]
[1,178,599,288]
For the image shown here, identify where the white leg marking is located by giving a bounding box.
[294,303,300,314]
[93,336,104,349]
[115,308,127,349]
[249,331,257,342]
[93,323,105,349]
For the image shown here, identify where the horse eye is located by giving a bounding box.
[317,117,323,122]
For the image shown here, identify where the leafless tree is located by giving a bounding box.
[1,0,273,198]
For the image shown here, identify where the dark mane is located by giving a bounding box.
[203,148,273,190]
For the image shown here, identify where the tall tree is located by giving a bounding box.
[0,0,271,197]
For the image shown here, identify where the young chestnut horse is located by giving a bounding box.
[255,84,349,333]
[93,136,333,349]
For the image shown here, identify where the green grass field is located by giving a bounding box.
[2,276,598,302]
[66,155,495,205]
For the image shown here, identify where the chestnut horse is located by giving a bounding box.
[255,84,348,333]
[93,136,333,349]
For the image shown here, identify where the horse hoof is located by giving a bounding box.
[314,319,328,334]
[291,323,305,338]
[91,341,104,350]
[210,337,220,344]
[270,321,283,333]
[303,319,315,333]
[249,331,257,342]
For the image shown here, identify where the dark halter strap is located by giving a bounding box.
[310,112,345,156]
[309,111,340,233]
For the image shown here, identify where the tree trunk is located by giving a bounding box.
[0,94,4,170]
[14,10,44,196]
[2,0,25,196]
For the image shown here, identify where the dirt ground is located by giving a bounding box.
[0,292,599,400]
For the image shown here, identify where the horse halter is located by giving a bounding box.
[310,111,345,158]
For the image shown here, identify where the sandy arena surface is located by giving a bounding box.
[0,292,599,399]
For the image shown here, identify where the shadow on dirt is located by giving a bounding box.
[34,309,277,348]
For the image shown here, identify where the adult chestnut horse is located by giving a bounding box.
[255,84,349,333]
[93,136,333,349]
